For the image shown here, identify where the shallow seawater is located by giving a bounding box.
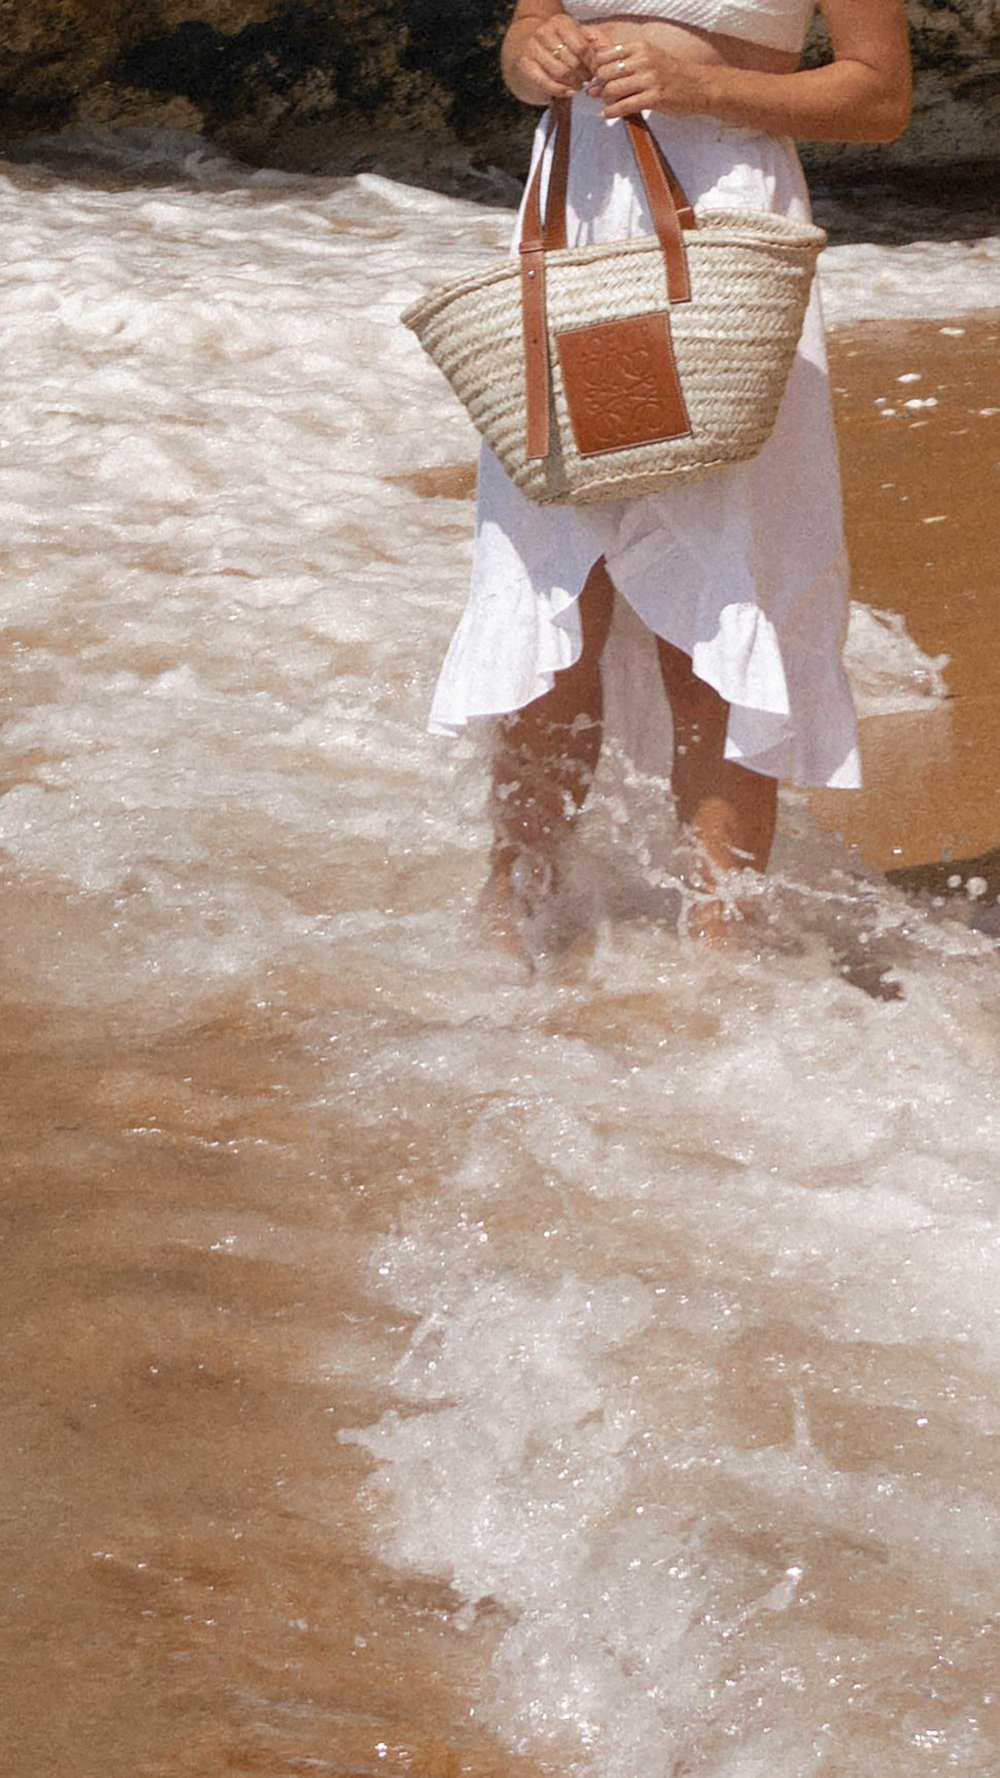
[1,130,999,1778]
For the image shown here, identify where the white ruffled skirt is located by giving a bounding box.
[428,95,862,790]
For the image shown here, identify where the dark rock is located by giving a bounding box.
[0,1,996,185]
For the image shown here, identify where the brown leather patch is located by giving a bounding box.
[555,311,691,458]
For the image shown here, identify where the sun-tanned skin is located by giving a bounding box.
[483,0,911,956]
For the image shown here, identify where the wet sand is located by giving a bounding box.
[2,316,999,1778]
[0,999,543,1778]
[816,313,1000,885]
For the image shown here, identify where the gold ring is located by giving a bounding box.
[553,42,565,57]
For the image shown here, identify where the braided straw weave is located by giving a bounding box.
[403,208,826,506]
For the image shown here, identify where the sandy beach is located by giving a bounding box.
[2,132,999,1778]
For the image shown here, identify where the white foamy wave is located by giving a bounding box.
[818,235,1000,327]
[346,944,1000,1777]
[844,603,950,716]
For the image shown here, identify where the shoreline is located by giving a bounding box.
[812,310,1000,884]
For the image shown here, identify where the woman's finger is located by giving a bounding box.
[590,50,646,92]
[547,49,590,84]
[590,40,627,61]
[599,73,651,109]
[543,16,595,54]
[540,20,591,60]
[590,40,636,71]
[530,40,586,85]
[602,88,657,117]
[591,67,645,100]
[522,52,579,99]
[541,39,591,85]
[537,57,587,93]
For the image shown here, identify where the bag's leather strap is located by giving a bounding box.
[520,108,565,460]
[520,101,696,462]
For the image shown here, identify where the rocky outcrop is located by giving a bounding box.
[0,1,996,181]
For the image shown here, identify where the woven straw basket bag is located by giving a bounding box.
[402,101,826,506]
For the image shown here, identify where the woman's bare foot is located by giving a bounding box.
[478,867,533,963]
[684,894,747,947]
[477,850,558,965]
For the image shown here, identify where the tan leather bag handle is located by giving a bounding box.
[519,102,696,459]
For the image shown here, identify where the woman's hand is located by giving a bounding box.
[587,37,711,119]
[504,12,601,104]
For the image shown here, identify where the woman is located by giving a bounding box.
[429,0,912,947]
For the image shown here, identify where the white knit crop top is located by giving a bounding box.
[564,0,815,54]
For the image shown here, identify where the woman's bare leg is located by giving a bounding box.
[481,560,615,948]
[657,638,778,939]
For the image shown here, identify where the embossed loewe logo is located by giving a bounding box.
[556,311,691,457]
